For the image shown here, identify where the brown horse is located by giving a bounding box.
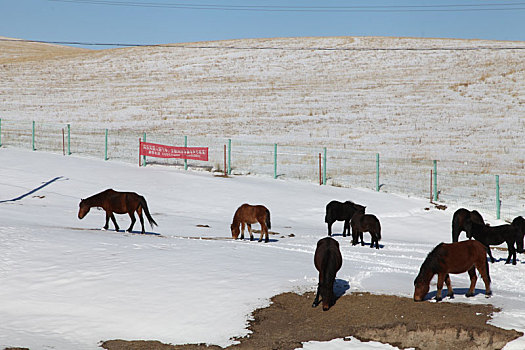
[413,240,491,302]
[312,237,343,311]
[350,213,381,249]
[230,203,271,243]
[78,189,157,234]
[452,208,485,242]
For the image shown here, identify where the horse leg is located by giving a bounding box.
[239,222,245,240]
[312,284,321,308]
[435,273,445,301]
[137,206,145,234]
[248,223,254,241]
[110,213,119,231]
[360,231,364,246]
[486,245,495,263]
[466,267,477,297]
[327,222,332,236]
[343,220,349,237]
[445,274,454,298]
[104,212,110,230]
[258,218,269,243]
[476,261,492,297]
[127,212,136,233]
[505,241,516,265]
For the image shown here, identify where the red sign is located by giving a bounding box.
[140,141,208,161]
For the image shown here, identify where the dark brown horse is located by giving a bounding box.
[413,240,491,302]
[325,200,366,237]
[78,189,157,234]
[312,237,343,311]
[452,208,485,242]
[230,203,271,243]
[350,213,381,249]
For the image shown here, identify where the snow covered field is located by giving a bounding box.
[1,36,524,220]
[1,148,525,350]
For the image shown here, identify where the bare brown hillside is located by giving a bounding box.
[0,37,88,64]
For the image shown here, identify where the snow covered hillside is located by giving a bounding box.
[1,148,525,349]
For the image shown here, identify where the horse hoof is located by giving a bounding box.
[435,297,442,302]
[466,293,474,298]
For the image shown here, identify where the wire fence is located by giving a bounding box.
[1,118,523,221]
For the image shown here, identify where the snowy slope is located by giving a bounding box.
[1,148,525,349]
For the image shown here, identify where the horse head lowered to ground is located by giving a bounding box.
[312,237,343,311]
[230,203,271,243]
[414,240,491,302]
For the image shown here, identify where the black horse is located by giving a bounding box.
[325,200,365,237]
[312,237,343,311]
[464,215,523,265]
[511,216,525,252]
[350,213,381,249]
[452,208,485,242]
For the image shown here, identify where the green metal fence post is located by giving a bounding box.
[274,143,277,179]
[433,160,438,202]
[184,135,188,170]
[0,118,2,147]
[376,153,380,191]
[496,175,501,220]
[32,121,36,151]
[227,139,231,175]
[142,132,147,166]
[323,147,327,185]
[67,124,71,155]
[105,129,108,161]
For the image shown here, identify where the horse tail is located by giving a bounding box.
[139,196,158,228]
[376,218,382,241]
[266,208,271,230]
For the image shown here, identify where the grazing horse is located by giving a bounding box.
[413,240,491,302]
[452,208,485,242]
[312,237,343,311]
[325,200,366,237]
[230,203,271,243]
[350,213,381,249]
[78,189,157,234]
[464,215,522,265]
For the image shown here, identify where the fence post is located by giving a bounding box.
[0,118,2,147]
[319,153,322,185]
[67,124,71,155]
[105,129,108,161]
[32,121,36,151]
[62,128,65,155]
[142,132,147,166]
[376,153,380,191]
[433,160,438,202]
[224,145,227,176]
[184,135,188,170]
[323,147,327,185]
[228,139,231,175]
[496,175,501,220]
[274,143,277,179]
[138,138,142,167]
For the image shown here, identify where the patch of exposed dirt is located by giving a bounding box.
[100,292,522,350]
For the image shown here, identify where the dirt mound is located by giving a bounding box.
[101,292,522,350]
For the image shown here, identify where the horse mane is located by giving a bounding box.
[414,243,447,285]
[82,188,113,206]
